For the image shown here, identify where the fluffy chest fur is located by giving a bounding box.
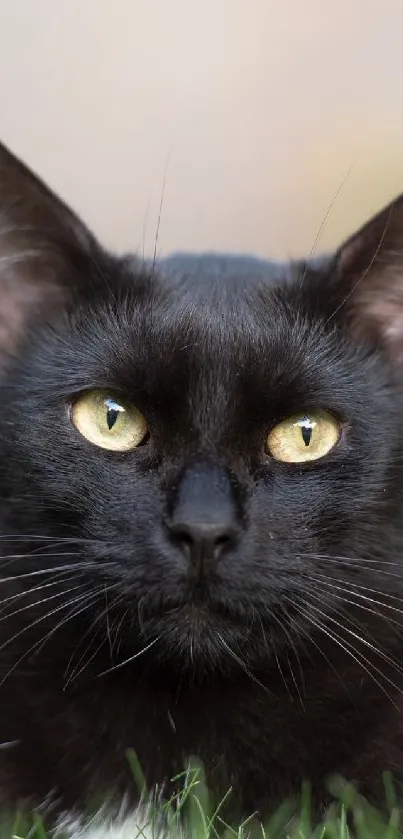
[59,807,175,839]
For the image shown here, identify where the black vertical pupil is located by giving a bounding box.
[105,399,123,431]
[300,418,313,447]
[106,408,119,430]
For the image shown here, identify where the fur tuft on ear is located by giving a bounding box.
[332,194,403,360]
[0,140,97,363]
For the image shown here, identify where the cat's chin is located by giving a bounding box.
[132,602,274,674]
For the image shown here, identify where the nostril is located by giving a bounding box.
[169,520,238,567]
[172,529,193,559]
[214,534,230,549]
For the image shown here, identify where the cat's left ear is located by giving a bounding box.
[0,140,98,362]
[330,194,403,360]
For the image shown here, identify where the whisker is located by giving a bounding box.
[310,569,403,597]
[152,150,170,276]
[324,203,392,326]
[293,601,401,708]
[302,583,393,643]
[304,597,403,679]
[111,610,128,657]
[294,602,398,704]
[97,635,162,677]
[284,648,305,709]
[259,611,305,706]
[0,575,79,611]
[300,553,403,574]
[216,632,276,699]
[33,591,104,659]
[0,593,102,690]
[64,587,123,684]
[0,552,85,565]
[0,561,116,583]
[300,163,355,285]
[318,590,403,634]
[308,573,403,616]
[257,613,291,700]
[0,584,86,625]
[0,589,96,656]
[63,586,126,682]
[284,599,352,697]
[64,634,108,688]
[277,608,307,701]
[0,535,97,543]
[272,640,292,700]
[105,585,112,658]
[305,580,403,647]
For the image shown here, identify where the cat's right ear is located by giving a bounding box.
[0,140,97,363]
[327,193,403,363]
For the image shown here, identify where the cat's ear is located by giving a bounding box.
[331,194,403,360]
[0,140,96,362]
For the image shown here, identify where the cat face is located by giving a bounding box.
[0,141,403,678]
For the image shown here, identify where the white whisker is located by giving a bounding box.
[0,592,102,690]
[97,635,162,677]
[304,598,403,679]
[0,583,86,625]
[216,632,275,699]
[292,601,401,708]
[308,573,403,617]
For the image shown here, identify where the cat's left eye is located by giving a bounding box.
[71,390,149,451]
[266,409,340,463]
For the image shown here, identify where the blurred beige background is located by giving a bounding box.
[1,0,403,260]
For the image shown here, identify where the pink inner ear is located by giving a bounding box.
[335,198,403,359]
[0,282,40,362]
[0,143,98,372]
[0,270,64,366]
[352,264,403,360]
[366,300,403,346]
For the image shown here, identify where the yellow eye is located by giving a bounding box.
[71,390,148,451]
[266,410,340,463]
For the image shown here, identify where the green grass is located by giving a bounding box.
[1,756,401,838]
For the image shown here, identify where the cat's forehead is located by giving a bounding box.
[69,255,335,381]
[44,253,348,414]
[148,256,297,344]
[155,253,291,309]
[155,253,286,287]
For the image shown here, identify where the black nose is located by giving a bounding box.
[168,462,240,574]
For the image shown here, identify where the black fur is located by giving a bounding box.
[0,141,403,821]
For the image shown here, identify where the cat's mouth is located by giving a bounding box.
[153,597,240,630]
[133,595,288,671]
[135,584,293,637]
[114,580,299,671]
[140,603,252,671]
[136,593,250,642]
[169,601,233,627]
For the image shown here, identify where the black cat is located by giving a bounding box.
[0,140,403,835]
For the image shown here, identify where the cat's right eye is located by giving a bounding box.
[71,390,149,451]
[266,409,340,463]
